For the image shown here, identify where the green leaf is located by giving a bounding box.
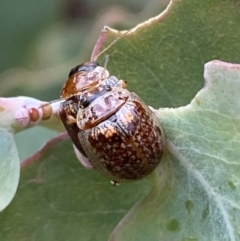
[2,0,240,240]
[0,129,19,211]
[2,60,240,240]
[93,0,240,109]
[15,126,59,160]
[0,134,151,240]
[110,60,240,240]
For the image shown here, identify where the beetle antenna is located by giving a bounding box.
[104,55,109,69]
[92,28,130,61]
[101,54,110,80]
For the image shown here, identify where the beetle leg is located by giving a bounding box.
[110,181,120,186]
[73,144,94,169]
[119,79,127,89]
[66,115,77,125]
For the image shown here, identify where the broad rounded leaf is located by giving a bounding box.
[0,129,19,211]
[93,0,240,109]
[2,0,240,239]
[0,133,151,240]
[109,60,240,241]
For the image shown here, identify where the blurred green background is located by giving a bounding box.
[0,0,169,160]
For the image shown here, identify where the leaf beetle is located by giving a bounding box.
[59,61,165,184]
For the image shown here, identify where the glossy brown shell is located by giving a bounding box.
[60,65,109,99]
[77,88,129,130]
[60,87,164,183]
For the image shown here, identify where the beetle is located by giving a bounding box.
[59,61,165,183]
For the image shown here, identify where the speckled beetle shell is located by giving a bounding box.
[59,62,164,183]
